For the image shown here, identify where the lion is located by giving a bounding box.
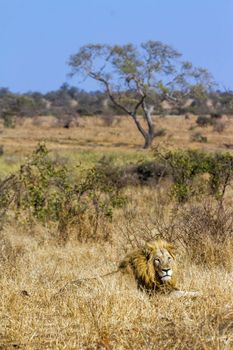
[56,239,199,298]
[119,239,177,294]
[119,239,200,297]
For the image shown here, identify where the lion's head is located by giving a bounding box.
[145,240,176,284]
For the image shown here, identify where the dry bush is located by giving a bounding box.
[120,187,233,271]
[118,188,178,252]
[101,114,116,127]
[55,115,79,128]
[190,132,207,143]
[213,120,226,133]
[124,161,168,187]
[153,127,166,137]
[31,116,45,126]
[31,116,57,127]
[210,112,223,120]
[196,115,213,127]
[177,200,233,269]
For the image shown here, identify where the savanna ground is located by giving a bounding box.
[1,114,233,349]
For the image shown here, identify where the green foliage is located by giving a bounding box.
[0,145,126,242]
[1,84,233,122]
[155,148,233,202]
[2,111,15,128]
[0,94,47,124]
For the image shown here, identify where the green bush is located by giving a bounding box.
[154,148,233,202]
[2,112,15,128]
[0,145,126,242]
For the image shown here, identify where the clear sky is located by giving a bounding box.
[1,0,233,93]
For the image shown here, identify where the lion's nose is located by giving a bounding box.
[162,269,170,274]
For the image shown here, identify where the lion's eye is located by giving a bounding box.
[154,258,160,264]
[168,256,172,261]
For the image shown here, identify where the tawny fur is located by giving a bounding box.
[119,239,178,294]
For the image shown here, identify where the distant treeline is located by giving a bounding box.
[0,83,233,126]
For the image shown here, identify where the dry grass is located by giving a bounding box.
[0,114,233,156]
[1,221,233,350]
[1,115,233,349]
[1,187,233,349]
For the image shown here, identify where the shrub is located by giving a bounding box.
[196,115,213,127]
[2,112,15,128]
[154,148,233,202]
[213,120,226,133]
[56,115,79,128]
[95,156,128,190]
[135,161,168,185]
[178,200,233,269]
[0,145,126,243]
[191,132,207,143]
[122,191,233,269]
[101,114,116,127]
[95,158,168,188]
[210,113,222,119]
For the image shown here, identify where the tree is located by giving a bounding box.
[72,43,215,148]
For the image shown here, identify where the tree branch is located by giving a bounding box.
[88,72,132,115]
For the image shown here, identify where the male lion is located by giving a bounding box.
[56,239,199,298]
[119,239,178,294]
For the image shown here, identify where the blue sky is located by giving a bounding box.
[1,0,233,92]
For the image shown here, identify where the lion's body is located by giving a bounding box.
[119,239,178,294]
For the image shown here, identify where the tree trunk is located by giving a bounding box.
[143,133,154,149]
[130,111,155,149]
[140,103,155,148]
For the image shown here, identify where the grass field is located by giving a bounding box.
[1,114,233,349]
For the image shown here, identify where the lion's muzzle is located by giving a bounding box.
[159,268,173,282]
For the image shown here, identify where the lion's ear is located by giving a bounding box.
[166,243,176,258]
[144,242,155,258]
[146,242,156,251]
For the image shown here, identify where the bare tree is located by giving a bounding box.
[68,41,214,148]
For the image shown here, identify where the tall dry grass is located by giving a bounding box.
[1,185,233,349]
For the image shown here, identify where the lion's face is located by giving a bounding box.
[153,248,175,282]
[147,241,176,283]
